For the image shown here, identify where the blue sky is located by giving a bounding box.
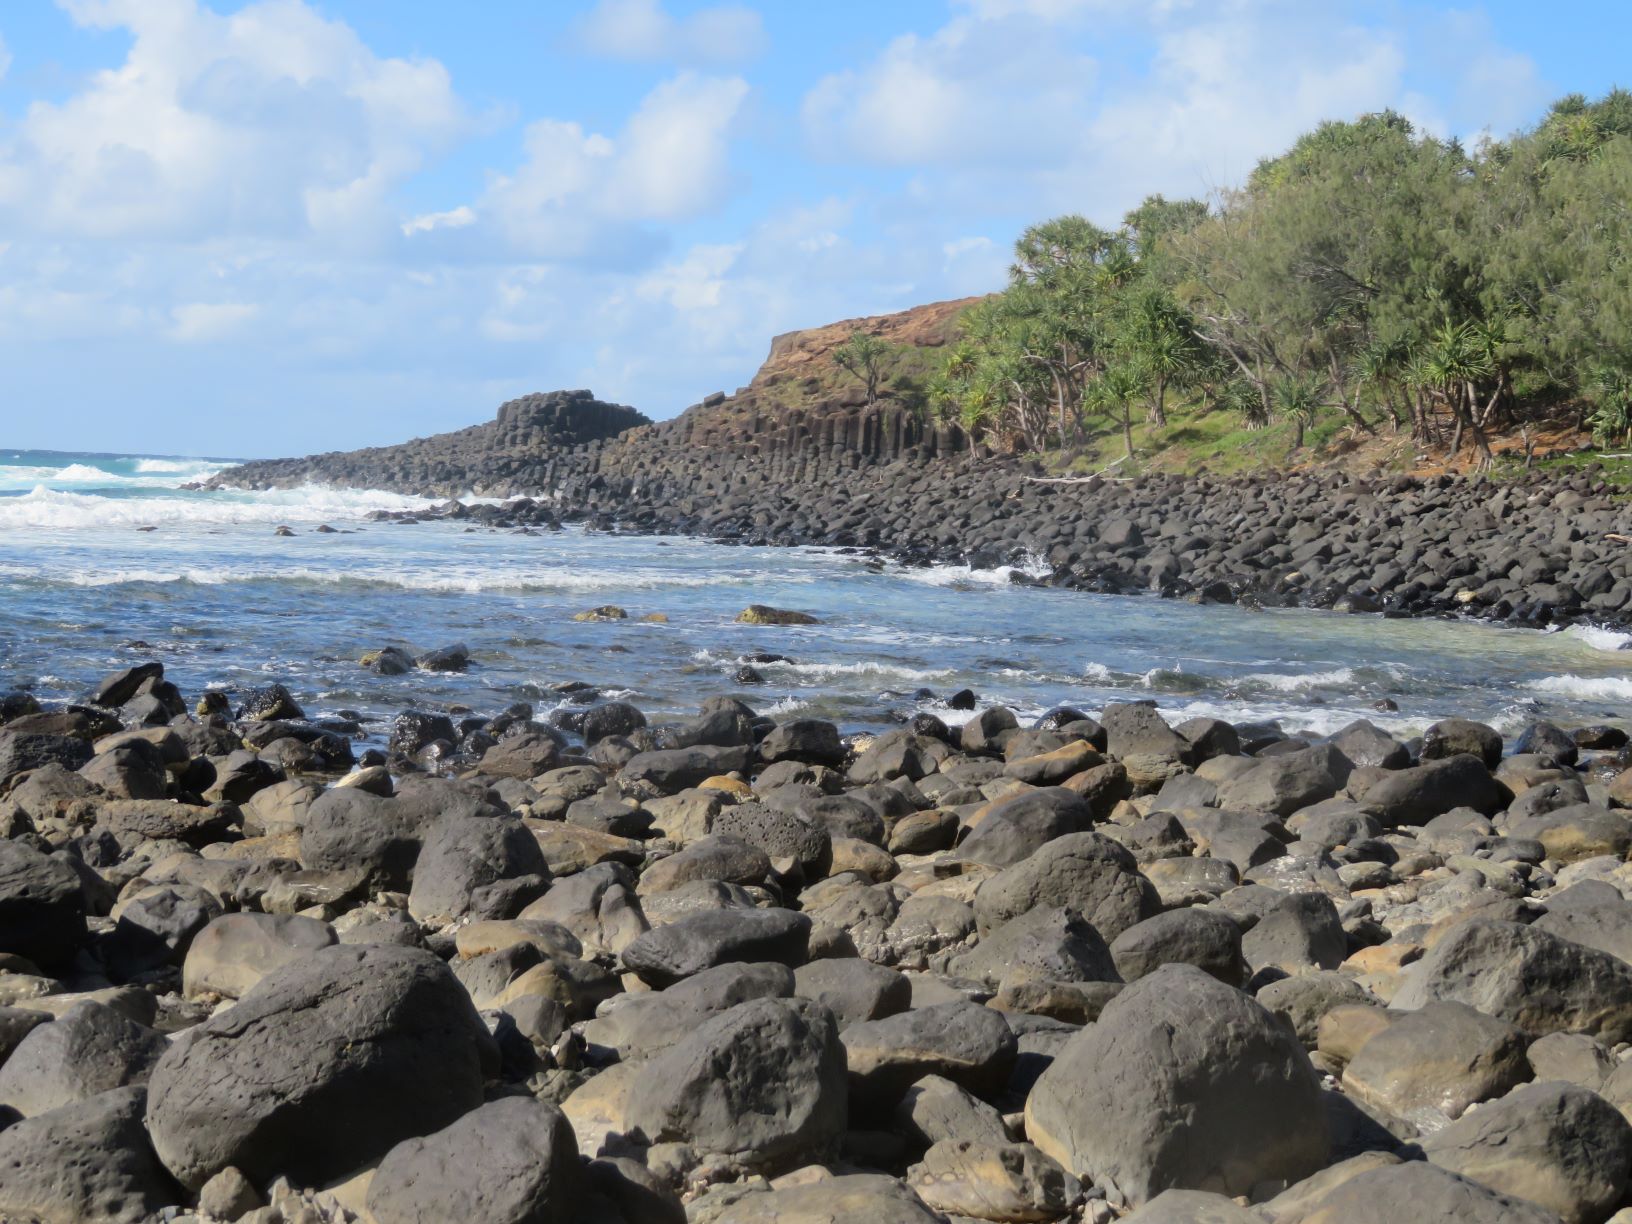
[0,1,1626,457]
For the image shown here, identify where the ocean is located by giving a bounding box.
[2,447,1631,749]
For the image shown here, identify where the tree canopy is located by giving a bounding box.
[936,91,1632,467]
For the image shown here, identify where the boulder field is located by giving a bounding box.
[11,662,1632,1220]
[213,382,1632,632]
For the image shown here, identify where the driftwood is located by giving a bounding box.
[1024,456,1130,485]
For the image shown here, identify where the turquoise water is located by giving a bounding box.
[3,448,1632,746]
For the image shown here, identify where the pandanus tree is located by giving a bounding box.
[833,330,889,407]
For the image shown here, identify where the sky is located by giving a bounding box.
[0,1,1627,457]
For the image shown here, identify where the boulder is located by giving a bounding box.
[622,746,752,793]
[759,719,845,766]
[972,830,1158,941]
[1285,1160,1562,1224]
[1341,1001,1530,1126]
[1421,1080,1632,1224]
[1422,718,1504,769]
[947,905,1120,990]
[407,813,550,927]
[0,1001,167,1117]
[1359,754,1506,826]
[0,1086,179,1223]
[478,731,563,780]
[367,1096,581,1224]
[145,943,494,1190]
[0,838,86,968]
[1025,964,1328,1206]
[709,1175,943,1223]
[583,962,794,1057]
[299,788,425,890]
[620,907,811,987]
[1111,908,1246,987]
[623,997,846,1170]
[894,1073,1011,1149]
[1101,703,1194,763]
[1392,919,1632,1041]
[1216,744,1353,816]
[0,730,94,785]
[842,1001,1016,1106]
[956,789,1092,869]
[793,957,912,1028]
[906,1139,1081,1222]
[182,911,337,1000]
[1241,892,1347,975]
[1123,1190,1266,1222]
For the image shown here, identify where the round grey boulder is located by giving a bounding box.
[1025,963,1329,1206]
[623,996,846,1171]
[145,943,495,1190]
[367,1096,581,1224]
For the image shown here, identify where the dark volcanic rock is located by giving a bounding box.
[144,943,494,1190]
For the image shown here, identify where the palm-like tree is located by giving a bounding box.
[1272,373,1325,449]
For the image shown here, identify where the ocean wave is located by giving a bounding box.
[1237,666,1357,692]
[1528,674,1632,702]
[1563,624,1632,652]
[0,560,788,595]
[132,458,216,474]
[900,552,1053,590]
[0,484,439,529]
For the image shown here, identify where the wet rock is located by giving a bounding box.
[1421,718,1504,769]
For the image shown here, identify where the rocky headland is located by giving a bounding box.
[8,658,1632,1221]
[206,300,1632,634]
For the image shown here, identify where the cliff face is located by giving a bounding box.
[208,390,650,496]
[210,297,983,496]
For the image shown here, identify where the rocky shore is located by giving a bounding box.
[211,374,1632,633]
[9,658,1632,1221]
[370,456,1632,634]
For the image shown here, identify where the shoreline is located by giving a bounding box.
[7,655,1632,1218]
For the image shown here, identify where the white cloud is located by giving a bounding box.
[483,72,747,257]
[804,1,1544,225]
[0,0,464,242]
[401,205,477,237]
[169,301,259,342]
[803,17,1094,166]
[576,0,766,65]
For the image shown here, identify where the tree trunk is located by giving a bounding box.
[1148,374,1168,427]
[1122,406,1135,460]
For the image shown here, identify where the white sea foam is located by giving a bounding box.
[1082,662,1114,682]
[0,560,781,594]
[0,484,437,529]
[133,458,216,474]
[1564,624,1632,652]
[1528,674,1632,703]
[764,659,957,683]
[1238,667,1357,692]
[902,553,1053,589]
